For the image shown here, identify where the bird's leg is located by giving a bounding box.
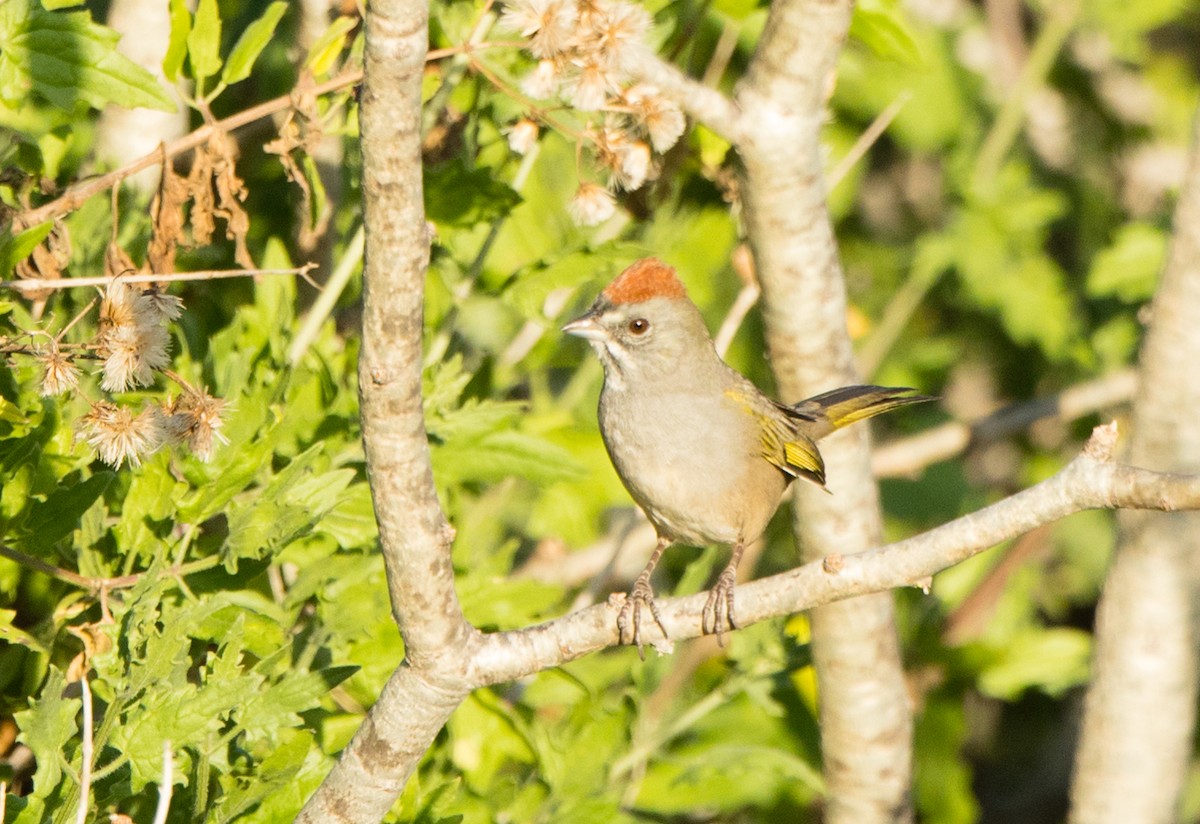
[617,537,670,659]
[702,541,744,646]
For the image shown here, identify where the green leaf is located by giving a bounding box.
[425,163,523,229]
[305,15,357,75]
[162,0,191,82]
[0,0,175,112]
[850,0,924,66]
[187,0,222,85]
[221,1,287,86]
[433,430,585,485]
[23,472,113,553]
[1087,222,1167,302]
[0,220,52,277]
[14,666,80,799]
[0,609,46,651]
[114,459,186,560]
[978,628,1092,699]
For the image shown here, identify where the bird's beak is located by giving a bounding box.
[562,313,606,341]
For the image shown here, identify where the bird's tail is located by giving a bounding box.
[791,385,933,440]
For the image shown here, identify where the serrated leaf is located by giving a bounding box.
[187,0,222,85]
[162,0,191,82]
[221,1,286,85]
[14,666,79,799]
[210,729,314,824]
[178,430,276,523]
[0,220,52,277]
[220,448,352,571]
[239,666,356,741]
[0,0,174,112]
[305,15,357,75]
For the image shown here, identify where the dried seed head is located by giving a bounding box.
[80,401,161,468]
[506,118,540,155]
[140,286,184,322]
[625,84,686,152]
[568,182,616,226]
[162,390,228,461]
[501,0,579,58]
[591,1,651,71]
[564,55,616,111]
[521,58,563,99]
[38,347,81,397]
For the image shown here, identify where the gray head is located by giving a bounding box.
[562,258,717,388]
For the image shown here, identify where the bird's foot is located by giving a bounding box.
[702,565,739,646]
[617,575,668,660]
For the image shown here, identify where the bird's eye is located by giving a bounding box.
[628,318,650,335]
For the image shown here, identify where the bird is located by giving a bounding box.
[563,257,930,656]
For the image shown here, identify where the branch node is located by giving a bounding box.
[913,576,933,595]
[822,552,845,574]
[1084,420,1120,462]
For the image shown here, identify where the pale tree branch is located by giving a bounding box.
[624,49,743,143]
[470,424,1200,682]
[1069,108,1200,824]
[873,368,1138,478]
[732,0,913,820]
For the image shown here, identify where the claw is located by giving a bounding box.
[617,575,668,659]
[702,567,739,646]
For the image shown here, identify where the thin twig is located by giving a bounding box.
[17,72,364,229]
[872,368,1138,478]
[0,543,221,592]
[1,264,317,293]
[288,225,365,365]
[827,91,911,188]
[713,281,761,358]
[152,740,174,824]
[75,676,93,824]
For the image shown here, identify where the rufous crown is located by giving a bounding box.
[601,258,688,304]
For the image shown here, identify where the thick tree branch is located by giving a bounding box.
[732,0,913,820]
[1069,109,1200,824]
[297,2,473,821]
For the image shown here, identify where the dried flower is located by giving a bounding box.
[98,323,171,392]
[521,58,563,99]
[617,140,651,190]
[506,118,540,155]
[625,84,686,152]
[501,0,578,58]
[38,347,81,396]
[161,390,228,461]
[568,182,616,226]
[99,280,140,332]
[564,55,615,111]
[140,286,184,322]
[592,1,652,71]
[80,401,161,468]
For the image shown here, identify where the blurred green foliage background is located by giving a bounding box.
[0,0,1197,820]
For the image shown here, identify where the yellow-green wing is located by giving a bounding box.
[726,389,827,486]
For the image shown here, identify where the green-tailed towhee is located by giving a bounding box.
[564,258,930,655]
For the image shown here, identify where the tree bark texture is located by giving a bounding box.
[1068,109,1200,824]
[736,0,913,820]
[297,2,475,820]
